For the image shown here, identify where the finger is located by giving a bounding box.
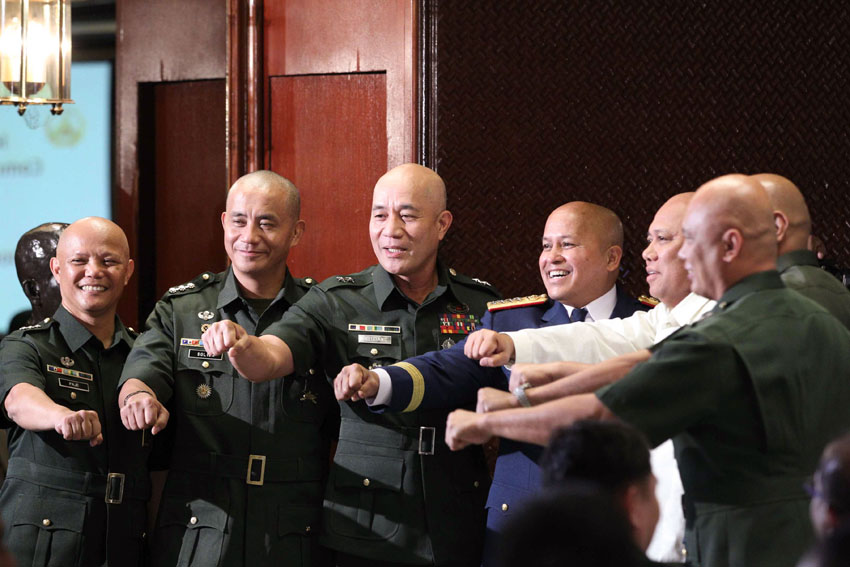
[89,433,104,447]
[80,416,92,438]
[90,416,102,440]
[143,403,157,428]
[152,406,169,435]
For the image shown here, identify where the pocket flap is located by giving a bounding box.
[277,505,321,537]
[157,498,228,530]
[333,453,404,492]
[13,494,85,532]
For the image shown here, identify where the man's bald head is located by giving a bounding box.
[374,163,447,212]
[678,174,778,299]
[539,201,623,307]
[228,170,301,221]
[51,217,134,324]
[751,173,812,254]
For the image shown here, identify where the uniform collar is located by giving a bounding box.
[556,284,618,323]
[715,270,784,310]
[668,292,715,326]
[372,262,450,310]
[216,266,298,311]
[776,249,819,273]
[53,305,133,352]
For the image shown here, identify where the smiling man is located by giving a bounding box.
[117,171,338,566]
[184,163,500,567]
[332,200,646,565]
[444,174,850,567]
[0,217,148,567]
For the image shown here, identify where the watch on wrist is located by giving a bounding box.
[512,382,532,408]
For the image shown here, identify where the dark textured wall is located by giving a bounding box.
[431,1,850,299]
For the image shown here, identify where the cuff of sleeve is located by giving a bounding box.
[504,331,529,364]
[366,368,392,407]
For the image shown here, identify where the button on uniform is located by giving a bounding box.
[190,516,198,525]
[370,348,379,356]
[42,518,51,527]
[363,478,371,487]
[501,503,508,512]
[201,361,210,369]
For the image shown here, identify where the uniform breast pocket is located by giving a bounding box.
[175,350,234,416]
[279,375,332,424]
[346,332,402,369]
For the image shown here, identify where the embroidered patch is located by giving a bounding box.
[58,377,90,392]
[348,324,401,333]
[187,349,223,361]
[357,334,393,345]
[47,365,93,381]
[439,313,479,334]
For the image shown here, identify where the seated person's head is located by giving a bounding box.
[496,483,644,567]
[810,432,850,538]
[540,420,659,551]
[798,522,850,567]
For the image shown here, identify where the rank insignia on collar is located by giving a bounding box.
[60,356,74,367]
[336,276,355,283]
[300,390,318,404]
[198,311,215,321]
[196,383,213,399]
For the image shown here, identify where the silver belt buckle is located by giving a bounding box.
[246,454,266,486]
[418,427,435,455]
[105,472,125,504]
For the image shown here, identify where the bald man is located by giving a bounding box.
[0,217,148,566]
[445,174,850,567]
[332,200,646,565]
[192,164,500,566]
[118,171,337,566]
[753,173,850,330]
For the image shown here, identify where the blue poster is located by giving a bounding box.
[0,61,112,332]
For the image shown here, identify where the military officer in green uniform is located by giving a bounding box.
[118,171,337,566]
[0,217,148,567]
[200,163,500,566]
[444,174,850,567]
[753,173,850,330]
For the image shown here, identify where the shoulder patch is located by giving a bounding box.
[18,317,54,333]
[638,294,660,308]
[166,272,217,297]
[487,294,548,312]
[320,274,368,290]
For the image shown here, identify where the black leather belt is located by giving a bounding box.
[171,452,323,485]
[6,457,148,504]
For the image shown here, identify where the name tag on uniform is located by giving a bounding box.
[348,324,400,333]
[58,377,90,392]
[47,365,93,381]
[187,349,223,361]
[357,334,393,345]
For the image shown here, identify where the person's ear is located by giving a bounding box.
[436,210,453,241]
[21,280,40,305]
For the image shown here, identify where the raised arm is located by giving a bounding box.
[5,383,103,446]
[202,321,294,381]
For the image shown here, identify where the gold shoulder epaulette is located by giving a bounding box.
[487,294,548,312]
[638,294,660,307]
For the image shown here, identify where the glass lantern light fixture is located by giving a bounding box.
[0,0,72,116]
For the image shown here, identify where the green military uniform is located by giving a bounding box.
[0,306,148,567]
[597,271,850,567]
[263,263,500,566]
[778,248,850,330]
[119,268,338,567]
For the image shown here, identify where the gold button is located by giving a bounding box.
[42,518,51,526]
[44,318,50,323]
[309,368,316,375]
[363,478,370,487]
[473,480,480,488]
[370,348,379,356]
[70,392,77,400]
[202,273,211,280]
[305,525,311,532]
[202,361,210,369]
[501,503,508,512]
[305,278,314,284]
[190,516,198,525]
[449,268,457,276]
